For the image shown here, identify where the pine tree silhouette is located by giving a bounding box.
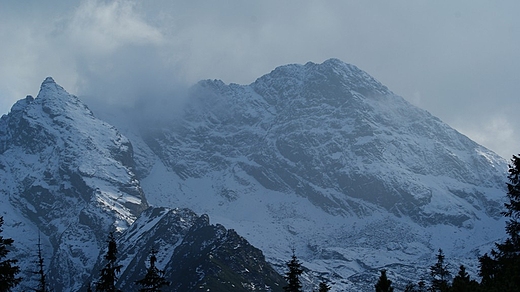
[135,248,169,292]
[375,269,393,292]
[451,265,478,292]
[479,154,520,291]
[0,216,21,292]
[429,249,450,292]
[95,232,122,292]
[283,249,303,292]
[33,234,48,292]
[316,280,330,292]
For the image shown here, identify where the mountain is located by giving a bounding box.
[0,78,280,291]
[110,207,284,292]
[123,59,508,290]
[0,58,510,291]
[0,77,148,291]
[140,59,505,224]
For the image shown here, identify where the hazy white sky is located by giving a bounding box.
[0,0,518,158]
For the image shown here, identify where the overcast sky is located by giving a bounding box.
[0,0,518,158]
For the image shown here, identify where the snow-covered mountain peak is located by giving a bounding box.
[30,76,95,122]
[41,76,58,88]
[252,58,391,105]
[0,78,148,291]
[0,60,512,291]
[155,59,506,225]
[319,58,390,92]
[37,76,79,109]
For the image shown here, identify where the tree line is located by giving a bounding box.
[0,221,169,292]
[1,154,520,291]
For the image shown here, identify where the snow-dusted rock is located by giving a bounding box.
[135,59,508,290]
[0,58,511,291]
[0,77,147,291]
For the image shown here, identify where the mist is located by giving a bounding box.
[0,0,519,158]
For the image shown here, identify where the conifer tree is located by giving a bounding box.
[0,216,21,292]
[316,280,330,292]
[135,248,169,292]
[478,154,520,291]
[95,232,122,292]
[33,234,48,292]
[429,249,450,292]
[375,269,393,292]
[404,280,427,292]
[450,265,478,292]
[283,250,303,292]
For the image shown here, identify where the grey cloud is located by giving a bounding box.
[0,0,518,158]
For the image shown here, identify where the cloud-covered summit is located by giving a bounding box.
[0,0,518,158]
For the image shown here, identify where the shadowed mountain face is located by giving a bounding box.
[86,207,285,292]
[112,208,285,292]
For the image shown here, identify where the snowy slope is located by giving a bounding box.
[0,78,147,291]
[132,59,508,290]
[0,58,509,291]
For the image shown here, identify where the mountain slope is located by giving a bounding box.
[0,77,288,292]
[0,78,148,291]
[0,57,509,291]
[85,207,285,292]
[131,59,508,290]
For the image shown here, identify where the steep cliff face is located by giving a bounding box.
[140,58,506,225]
[0,77,286,292]
[133,59,508,290]
[0,77,148,291]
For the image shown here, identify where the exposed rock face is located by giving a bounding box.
[106,207,285,292]
[131,59,508,290]
[0,57,511,291]
[141,59,506,225]
[0,78,285,292]
[0,77,147,291]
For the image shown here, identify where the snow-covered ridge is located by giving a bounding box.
[134,58,508,290]
[0,58,511,291]
[0,77,147,291]
[143,58,506,225]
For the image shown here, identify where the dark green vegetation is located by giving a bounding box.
[477,153,520,291]
[375,270,393,292]
[135,249,169,292]
[33,235,49,292]
[283,250,303,292]
[94,233,122,292]
[0,217,21,292]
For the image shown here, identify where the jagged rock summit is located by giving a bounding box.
[0,77,286,292]
[0,77,148,291]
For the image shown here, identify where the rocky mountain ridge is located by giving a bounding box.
[0,78,279,291]
[132,59,508,290]
[0,58,510,291]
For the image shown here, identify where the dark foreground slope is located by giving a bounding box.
[83,207,285,292]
